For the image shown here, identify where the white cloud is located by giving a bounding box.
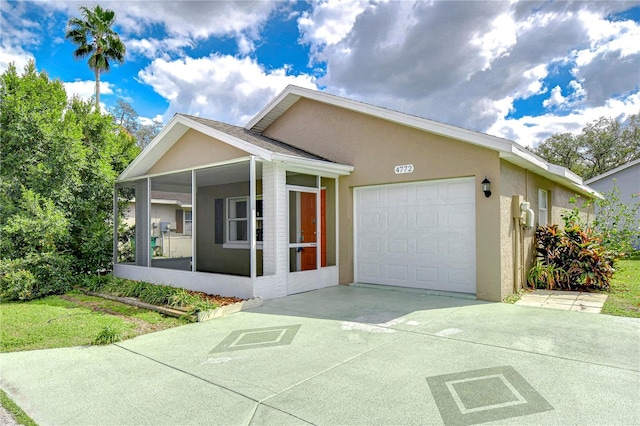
[116,1,277,58]
[0,1,38,73]
[543,86,566,108]
[469,13,518,72]
[138,115,163,126]
[302,0,639,146]
[298,0,370,47]
[63,80,114,100]
[486,92,640,148]
[7,0,638,151]
[36,1,278,59]
[0,45,34,74]
[138,54,317,124]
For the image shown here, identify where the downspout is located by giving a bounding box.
[512,195,524,292]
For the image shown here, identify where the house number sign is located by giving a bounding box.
[394,164,414,174]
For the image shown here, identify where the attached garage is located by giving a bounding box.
[354,177,476,295]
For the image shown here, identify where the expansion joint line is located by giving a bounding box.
[249,338,397,424]
[113,343,318,425]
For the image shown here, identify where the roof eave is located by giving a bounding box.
[117,114,276,182]
[271,153,354,178]
[250,86,599,197]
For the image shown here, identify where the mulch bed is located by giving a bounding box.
[186,290,245,307]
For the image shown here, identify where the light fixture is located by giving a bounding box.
[481,177,491,198]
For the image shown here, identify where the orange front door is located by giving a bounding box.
[300,192,317,271]
[321,189,327,267]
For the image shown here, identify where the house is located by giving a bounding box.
[120,191,193,263]
[585,158,640,248]
[114,86,598,302]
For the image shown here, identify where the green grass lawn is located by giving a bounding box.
[602,259,640,318]
[0,291,189,353]
[0,388,37,426]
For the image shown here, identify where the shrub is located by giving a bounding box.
[567,189,640,258]
[0,252,76,301]
[528,222,615,291]
[0,269,37,301]
[81,273,113,292]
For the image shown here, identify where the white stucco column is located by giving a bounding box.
[261,162,289,297]
[262,161,276,276]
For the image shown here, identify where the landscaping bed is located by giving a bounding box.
[82,288,261,322]
[80,276,260,322]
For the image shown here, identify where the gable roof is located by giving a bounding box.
[246,85,600,198]
[585,158,640,184]
[118,113,353,181]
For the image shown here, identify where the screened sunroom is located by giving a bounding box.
[113,115,352,299]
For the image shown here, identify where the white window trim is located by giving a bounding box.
[538,189,548,226]
[223,195,263,249]
[184,209,193,236]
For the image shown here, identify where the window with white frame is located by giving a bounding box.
[225,196,262,248]
[538,189,548,226]
[184,210,192,235]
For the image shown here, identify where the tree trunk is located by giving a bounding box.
[95,69,100,112]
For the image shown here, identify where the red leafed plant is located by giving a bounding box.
[528,222,615,291]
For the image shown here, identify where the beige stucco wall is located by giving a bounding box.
[196,180,263,276]
[263,99,503,301]
[148,129,249,175]
[499,160,594,296]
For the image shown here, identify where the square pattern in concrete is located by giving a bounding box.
[210,324,301,353]
[515,290,607,313]
[426,365,554,425]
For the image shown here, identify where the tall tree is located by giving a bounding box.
[1,61,140,300]
[110,99,163,148]
[532,133,585,176]
[135,120,164,148]
[65,5,125,111]
[111,99,139,135]
[533,113,640,179]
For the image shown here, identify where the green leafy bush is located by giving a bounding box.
[0,269,37,301]
[0,252,76,301]
[528,222,615,291]
[588,187,639,258]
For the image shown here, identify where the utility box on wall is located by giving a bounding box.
[160,222,176,232]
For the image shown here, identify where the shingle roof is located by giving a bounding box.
[179,114,329,162]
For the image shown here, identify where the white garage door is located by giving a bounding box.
[354,177,476,294]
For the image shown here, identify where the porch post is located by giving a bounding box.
[191,169,197,272]
[249,156,257,280]
[316,176,321,271]
[134,179,150,267]
[113,186,118,266]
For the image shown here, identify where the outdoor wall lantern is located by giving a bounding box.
[481,177,492,198]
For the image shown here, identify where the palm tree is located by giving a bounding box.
[65,5,125,112]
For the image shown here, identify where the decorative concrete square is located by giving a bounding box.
[210,324,301,353]
[426,366,553,425]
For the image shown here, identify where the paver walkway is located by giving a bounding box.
[515,290,608,313]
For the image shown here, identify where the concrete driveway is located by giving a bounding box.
[1,285,639,425]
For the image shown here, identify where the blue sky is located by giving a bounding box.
[1,0,639,147]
